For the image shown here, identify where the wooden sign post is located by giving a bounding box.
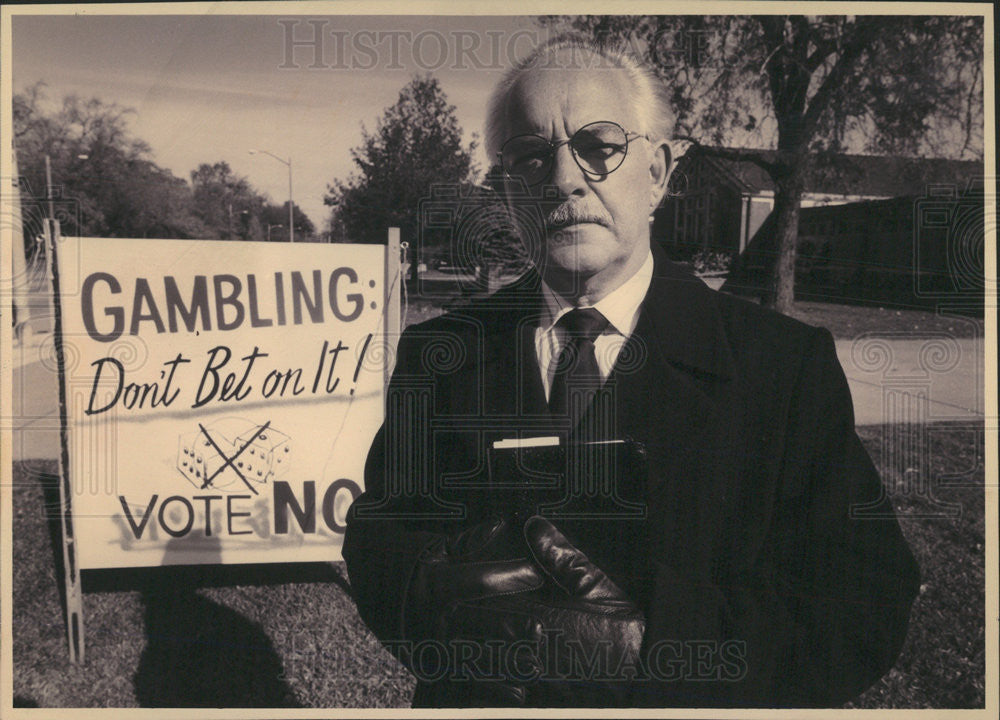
[45,218,85,663]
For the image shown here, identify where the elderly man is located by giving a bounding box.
[343,37,919,708]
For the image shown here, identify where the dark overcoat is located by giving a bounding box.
[343,249,920,708]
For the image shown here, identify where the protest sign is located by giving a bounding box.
[56,236,397,569]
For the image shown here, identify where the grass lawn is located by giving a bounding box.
[10,421,985,709]
[401,290,984,339]
[10,459,415,709]
[783,301,983,340]
[849,424,986,709]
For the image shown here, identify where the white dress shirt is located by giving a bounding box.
[535,251,654,401]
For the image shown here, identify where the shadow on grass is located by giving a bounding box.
[135,585,301,707]
[20,461,343,707]
[134,538,301,708]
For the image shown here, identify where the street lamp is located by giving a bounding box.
[249,149,294,242]
[267,223,283,242]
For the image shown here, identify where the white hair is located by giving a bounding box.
[484,34,674,161]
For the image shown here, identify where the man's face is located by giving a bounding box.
[499,56,669,299]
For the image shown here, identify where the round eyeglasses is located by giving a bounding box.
[498,121,647,187]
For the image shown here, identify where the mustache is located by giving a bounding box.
[544,203,611,228]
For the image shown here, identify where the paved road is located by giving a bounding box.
[8,333,986,461]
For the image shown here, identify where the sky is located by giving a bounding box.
[11,13,562,231]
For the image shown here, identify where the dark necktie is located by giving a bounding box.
[548,307,609,421]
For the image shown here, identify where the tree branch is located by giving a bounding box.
[804,37,837,73]
[673,136,781,176]
[960,61,981,159]
[800,19,883,140]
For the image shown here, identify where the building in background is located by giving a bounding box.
[721,180,985,312]
[655,148,980,257]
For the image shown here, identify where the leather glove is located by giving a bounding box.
[404,516,545,705]
[437,515,646,707]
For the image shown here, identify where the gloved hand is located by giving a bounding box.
[403,516,545,705]
[437,515,646,707]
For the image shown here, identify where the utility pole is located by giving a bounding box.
[249,149,294,242]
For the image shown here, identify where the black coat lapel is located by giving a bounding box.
[599,251,740,606]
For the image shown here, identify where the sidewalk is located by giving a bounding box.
[7,333,986,462]
[835,336,983,425]
[8,332,61,462]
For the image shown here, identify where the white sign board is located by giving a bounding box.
[57,237,395,569]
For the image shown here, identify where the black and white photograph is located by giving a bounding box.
[0,2,994,715]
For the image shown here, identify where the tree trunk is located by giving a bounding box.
[407,227,420,284]
[763,173,804,314]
